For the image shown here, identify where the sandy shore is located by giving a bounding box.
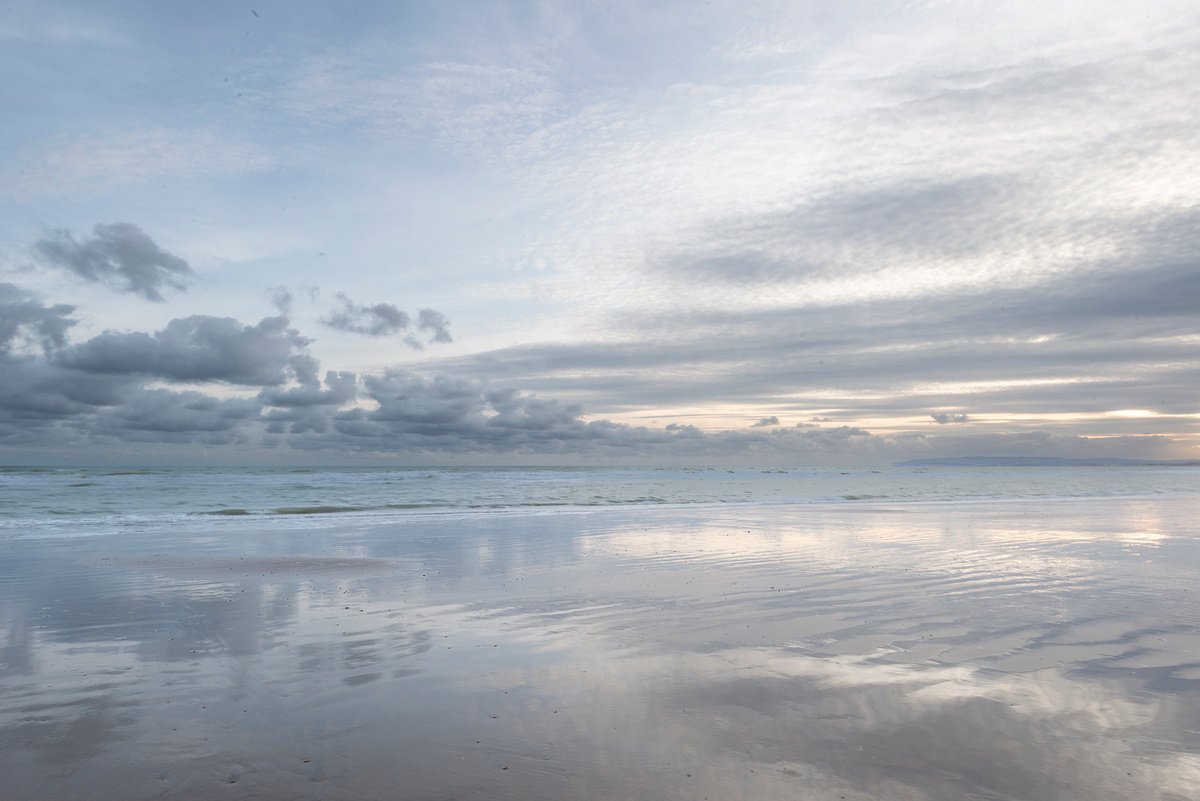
[2,497,1199,799]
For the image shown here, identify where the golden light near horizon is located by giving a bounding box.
[1107,409,1157,418]
[606,406,1200,440]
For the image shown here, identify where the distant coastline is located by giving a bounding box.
[896,456,1200,467]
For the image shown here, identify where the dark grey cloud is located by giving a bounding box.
[0,357,129,423]
[0,360,268,450]
[91,388,261,443]
[259,370,357,408]
[321,293,453,348]
[0,352,264,449]
[33,223,192,301]
[931,413,970,425]
[0,283,76,354]
[417,308,453,344]
[323,293,411,337]
[248,371,1185,463]
[259,370,358,434]
[58,315,310,386]
[0,338,1188,462]
[278,370,602,455]
[752,416,779,427]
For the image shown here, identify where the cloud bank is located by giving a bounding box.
[0,276,1188,464]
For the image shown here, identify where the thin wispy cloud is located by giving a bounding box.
[2,128,274,202]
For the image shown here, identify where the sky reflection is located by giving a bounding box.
[2,497,1198,799]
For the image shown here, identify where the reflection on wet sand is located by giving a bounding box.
[2,498,1199,799]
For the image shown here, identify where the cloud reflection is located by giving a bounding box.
[2,498,1198,799]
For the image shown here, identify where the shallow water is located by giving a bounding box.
[2,497,1199,799]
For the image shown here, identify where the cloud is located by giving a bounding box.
[425,254,1200,421]
[660,175,1024,286]
[0,357,129,424]
[752,416,779,427]
[931,413,970,424]
[1,127,274,201]
[259,370,357,409]
[322,293,411,337]
[33,222,192,301]
[1,6,1196,462]
[322,293,454,348]
[0,283,76,354]
[259,370,359,433]
[255,372,1189,463]
[262,56,562,165]
[418,308,453,344]
[0,332,1190,462]
[269,286,293,314]
[58,315,311,386]
[430,16,1200,335]
[90,388,262,443]
[268,285,321,315]
[281,370,638,455]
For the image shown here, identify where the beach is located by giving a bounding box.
[2,491,1199,799]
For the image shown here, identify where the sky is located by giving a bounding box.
[1,0,1198,465]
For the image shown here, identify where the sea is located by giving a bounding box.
[2,463,1197,539]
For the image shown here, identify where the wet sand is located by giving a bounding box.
[2,497,1199,800]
